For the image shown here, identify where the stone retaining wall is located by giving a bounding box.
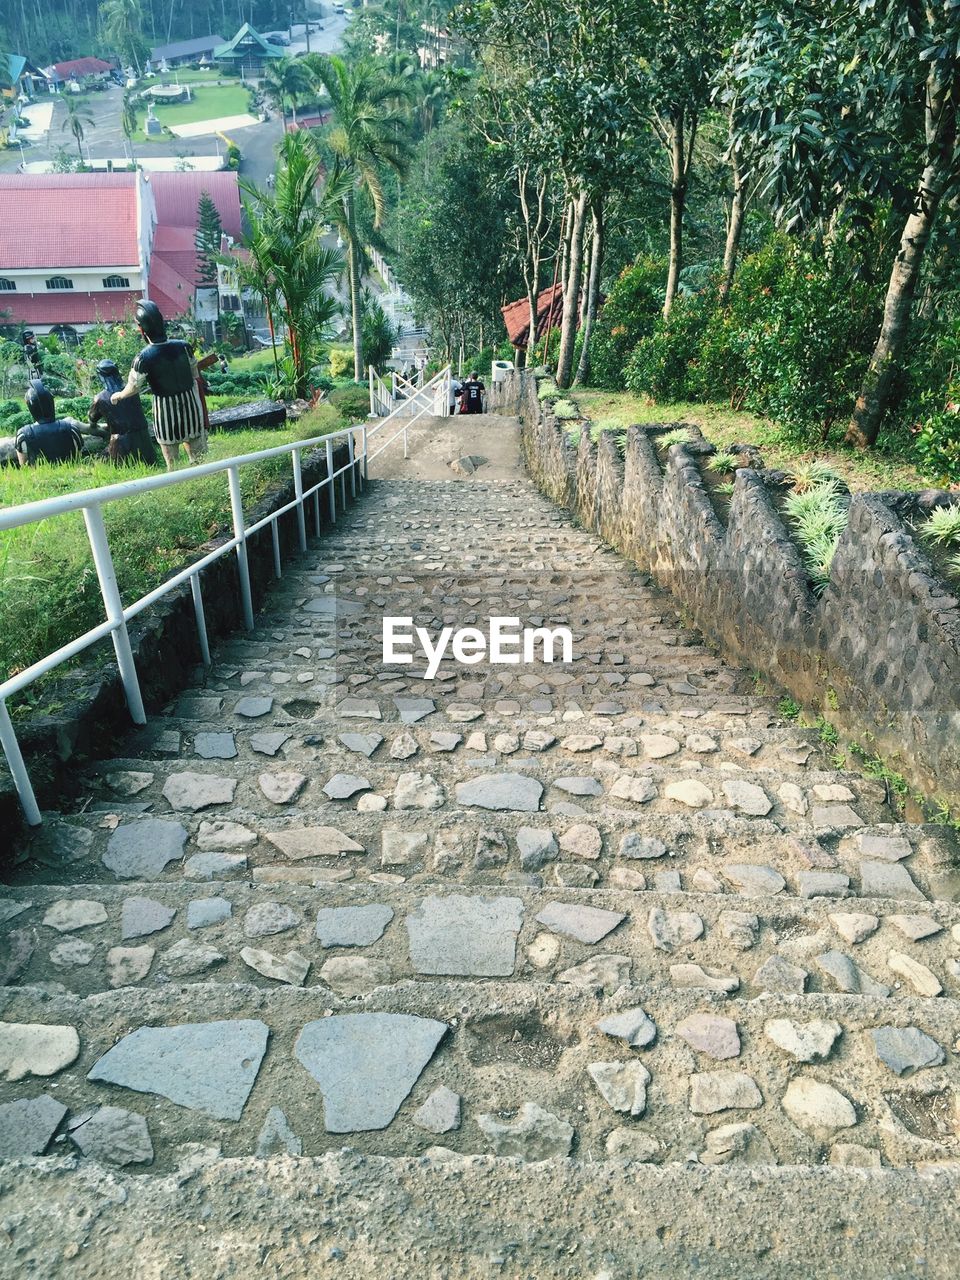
[492,371,960,808]
[0,442,362,844]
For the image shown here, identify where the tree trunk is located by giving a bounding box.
[574,201,604,386]
[664,113,687,319]
[556,190,588,389]
[719,148,746,307]
[349,237,363,382]
[845,64,957,449]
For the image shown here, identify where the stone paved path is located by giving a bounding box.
[1,415,959,1274]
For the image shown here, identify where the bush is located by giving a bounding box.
[328,348,353,380]
[589,256,666,389]
[624,290,712,401]
[327,384,371,423]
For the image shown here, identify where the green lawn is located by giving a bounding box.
[135,83,252,138]
[0,410,343,700]
[572,390,935,493]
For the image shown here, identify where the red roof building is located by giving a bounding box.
[46,57,114,82]
[501,283,564,352]
[146,171,243,317]
[0,173,140,270]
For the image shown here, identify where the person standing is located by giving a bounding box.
[111,301,206,470]
[449,374,462,415]
[460,371,486,415]
[15,380,83,466]
[88,359,160,465]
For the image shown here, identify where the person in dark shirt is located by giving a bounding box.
[88,359,160,465]
[460,371,486,415]
[15,380,83,466]
[110,301,205,470]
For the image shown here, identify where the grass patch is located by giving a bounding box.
[0,413,343,699]
[573,390,936,493]
[135,83,250,138]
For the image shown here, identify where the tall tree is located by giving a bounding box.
[311,53,413,381]
[61,96,94,166]
[99,0,148,74]
[233,131,348,396]
[120,88,138,166]
[195,190,223,288]
[262,56,313,127]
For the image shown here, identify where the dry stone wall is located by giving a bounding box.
[492,372,960,808]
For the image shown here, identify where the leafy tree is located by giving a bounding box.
[61,97,94,167]
[311,54,413,381]
[195,191,223,288]
[231,131,348,397]
[98,0,148,74]
[262,57,313,127]
[360,289,398,369]
[120,88,138,165]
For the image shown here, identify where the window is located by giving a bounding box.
[221,294,242,312]
[0,278,15,292]
[45,276,73,290]
[102,275,130,289]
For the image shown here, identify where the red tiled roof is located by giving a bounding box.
[147,254,195,317]
[502,283,564,348]
[148,171,242,241]
[49,57,114,80]
[0,174,140,270]
[0,291,139,325]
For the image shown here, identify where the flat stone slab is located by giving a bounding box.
[535,902,625,944]
[68,1105,153,1166]
[256,1106,302,1157]
[162,772,237,812]
[295,1012,447,1132]
[588,1061,650,1116]
[455,773,543,812]
[412,1085,461,1134]
[240,947,310,986]
[0,1094,67,1160]
[265,827,365,859]
[323,773,372,800]
[405,894,524,977]
[193,733,237,760]
[395,697,436,724]
[187,897,233,929]
[103,820,188,879]
[42,900,107,932]
[476,1101,573,1159]
[870,1026,945,1076]
[121,897,176,940]
[87,1020,269,1120]
[860,861,925,901]
[782,1078,856,1132]
[595,1006,657,1049]
[339,733,384,758]
[234,697,274,718]
[336,698,381,720]
[315,904,394,947]
[183,852,247,880]
[250,731,292,757]
[0,1023,80,1081]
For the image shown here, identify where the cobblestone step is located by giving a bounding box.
[3,880,958,1003]
[1,979,957,1173]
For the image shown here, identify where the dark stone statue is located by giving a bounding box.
[15,380,84,466]
[89,359,160,465]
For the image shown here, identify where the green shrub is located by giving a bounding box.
[789,460,845,493]
[917,504,960,547]
[328,348,353,380]
[537,380,560,402]
[783,480,849,596]
[912,404,960,485]
[657,427,694,449]
[589,256,666,389]
[624,289,712,401]
[552,399,578,419]
[327,384,371,423]
[707,452,737,474]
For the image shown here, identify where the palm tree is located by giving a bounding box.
[231,131,348,397]
[62,98,95,167]
[99,0,146,75]
[120,90,138,167]
[262,57,313,128]
[310,54,413,381]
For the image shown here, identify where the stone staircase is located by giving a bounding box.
[1,425,959,1276]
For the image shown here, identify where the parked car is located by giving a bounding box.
[265,31,291,45]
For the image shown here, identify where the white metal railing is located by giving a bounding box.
[366,365,451,463]
[369,366,394,417]
[392,368,425,399]
[0,422,375,827]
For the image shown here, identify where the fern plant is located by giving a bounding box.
[783,481,848,596]
[789,460,844,493]
[918,504,960,547]
[707,452,737,474]
[657,426,693,449]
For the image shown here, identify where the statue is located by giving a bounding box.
[15,380,84,466]
[21,330,42,373]
[88,358,161,465]
[111,301,206,470]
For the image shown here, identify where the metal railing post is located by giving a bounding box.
[368,365,376,417]
[292,447,307,552]
[228,465,255,631]
[190,574,212,666]
[362,425,368,483]
[83,505,146,725]
[348,431,357,498]
[270,518,282,579]
[0,699,41,826]
[325,438,336,523]
[403,425,409,458]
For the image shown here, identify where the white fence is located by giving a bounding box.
[368,364,451,421]
[0,423,366,827]
[365,366,452,462]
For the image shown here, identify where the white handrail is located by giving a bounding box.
[0,420,365,828]
[365,365,451,463]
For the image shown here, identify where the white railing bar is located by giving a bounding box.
[83,505,146,726]
[270,518,282,579]
[0,426,359,533]
[292,448,307,553]
[0,699,41,826]
[325,438,336,523]
[190,574,212,667]
[228,465,255,631]
[0,618,118,701]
